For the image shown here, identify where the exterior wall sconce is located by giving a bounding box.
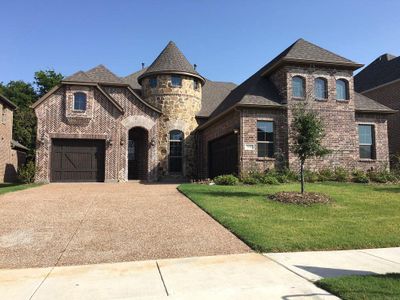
[233,129,239,134]
[120,137,125,145]
[106,138,113,146]
[150,138,156,147]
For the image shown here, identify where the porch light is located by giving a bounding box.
[150,138,156,147]
[107,138,113,146]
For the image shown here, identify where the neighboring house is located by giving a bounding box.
[32,39,394,183]
[354,54,400,164]
[0,94,28,182]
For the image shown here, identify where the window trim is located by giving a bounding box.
[73,92,87,111]
[358,123,376,160]
[314,77,328,100]
[171,75,182,87]
[256,120,274,158]
[292,76,306,99]
[336,78,349,101]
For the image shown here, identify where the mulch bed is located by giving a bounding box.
[268,191,331,205]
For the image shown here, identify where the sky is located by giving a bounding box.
[1,0,400,85]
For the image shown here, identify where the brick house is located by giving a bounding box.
[32,39,394,183]
[354,54,400,164]
[0,94,28,182]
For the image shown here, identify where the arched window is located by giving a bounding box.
[73,92,87,111]
[314,77,328,99]
[169,130,183,173]
[292,76,305,98]
[336,79,349,100]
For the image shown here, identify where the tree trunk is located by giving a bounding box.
[300,161,305,194]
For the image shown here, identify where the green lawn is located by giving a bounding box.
[316,273,400,300]
[178,182,400,252]
[0,183,41,196]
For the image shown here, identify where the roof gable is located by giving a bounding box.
[64,65,123,84]
[0,94,17,110]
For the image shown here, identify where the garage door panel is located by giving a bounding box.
[51,139,105,182]
[209,133,238,179]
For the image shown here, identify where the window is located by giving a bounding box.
[257,121,274,158]
[171,75,182,87]
[336,79,349,100]
[128,140,135,161]
[149,77,157,88]
[193,79,199,90]
[73,92,87,111]
[358,124,375,159]
[314,77,328,99]
[292,76,305,98]
[169,130,183,172]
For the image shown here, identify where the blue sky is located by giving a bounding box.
[1,0,399,85]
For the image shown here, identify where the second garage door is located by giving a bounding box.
[208,133,238,179]
[51,139,105,182]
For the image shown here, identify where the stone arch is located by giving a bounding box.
[166,119,187,132]
[121,115,155,130]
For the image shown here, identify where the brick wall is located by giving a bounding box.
[0,104,24,182]
[363,81,400,161]
[35,85,159,183]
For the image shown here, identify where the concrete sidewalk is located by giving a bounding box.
[265,247,400,282]
[0,253,336,300]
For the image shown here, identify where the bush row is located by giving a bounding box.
[213,167,400,186]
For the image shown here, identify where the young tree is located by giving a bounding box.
[290,103,330,193]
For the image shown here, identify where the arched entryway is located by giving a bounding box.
[128,127,148,180]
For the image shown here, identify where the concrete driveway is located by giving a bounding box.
[0,183,250,269]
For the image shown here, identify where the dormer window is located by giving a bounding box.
[314,78,328,100]
[149,77,157,88]
[73,92,87,111]
[336,79,349,100]
[171,75,182,87]
[193,79,199,90]
[292,76,305,98]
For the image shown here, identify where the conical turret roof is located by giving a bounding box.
[138,41,204,84]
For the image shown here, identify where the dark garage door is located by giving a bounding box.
[209,133,238,178]
[51,139,105,182]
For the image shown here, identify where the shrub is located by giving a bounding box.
[352,170,369,183]
[260,175,280,185]
[368,169,397,183]
[304,170,319,183]
[18,161,36,183]
[241,176,259,185]
[318,168,335,181]
[213,174,239,185]
[334,167,350,182]
[280,168,298,182]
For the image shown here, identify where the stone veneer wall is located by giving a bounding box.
[141,75,201,177]
[35,85,159,182]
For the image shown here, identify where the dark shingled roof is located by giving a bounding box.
[354,92,395,113]
[64,65,123,84]
[354,54,400,92]
[138,41,205,84]
[0,94,17,110]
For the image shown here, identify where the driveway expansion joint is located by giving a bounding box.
[156,261,169,296]
[358,250,400,265]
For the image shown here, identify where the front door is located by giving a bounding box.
[128,127,148,180]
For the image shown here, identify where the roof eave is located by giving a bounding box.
[355,109,397,114]
[138,70,206,85]
[0,95,17,110]
[261,59,363,77]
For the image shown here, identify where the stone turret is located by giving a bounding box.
[138,41,205,178]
